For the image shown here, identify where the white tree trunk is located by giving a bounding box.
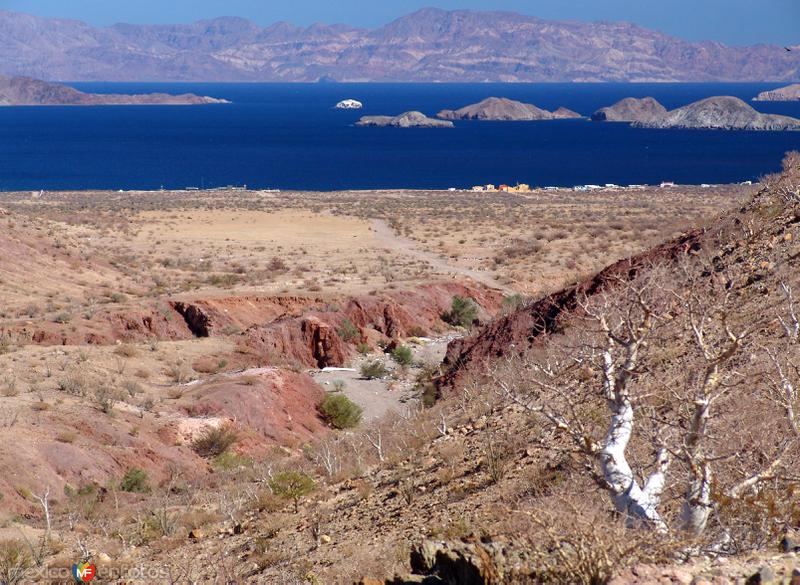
[599,399,668,530]
[680,396,712,535]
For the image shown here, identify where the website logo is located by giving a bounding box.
[72,561,97,583]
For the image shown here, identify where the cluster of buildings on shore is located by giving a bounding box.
[471,183,531,193]
[465,181,746,194]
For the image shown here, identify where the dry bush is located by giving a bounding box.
[57,374,87,397]
[191,423,239,458]
[516,500,677,585]
[0,540,31,585]
[114,344,138,358]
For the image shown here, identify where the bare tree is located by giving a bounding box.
[494,263,800,541]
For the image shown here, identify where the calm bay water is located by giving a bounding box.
[0,83,799,191]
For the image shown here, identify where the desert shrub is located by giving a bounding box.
[269,471,315,513]
[120,467,150,493]
[484,434,513,484]
[356,342,371,355]
[337,319,360,342]
[57,375,86,397]
[122,380,143,397]
[502,293,530,313]
[0,540,31,585]
[114,344,138,358]
[56,431,77,444]
[407,325,428,338]
[191,423,239,458]
[53,312,72,324]
[1,377,17,397]
[442,296,478,328]
[359,360,388,380]
[319,394,362,429]
[331,380,346,393]
[391,345,414,366]
[212,452,252,471]
[267,257,288,272]
[0,335,12,356]
[524,504,674,585]
[414,363,441,407]
[93,386,121,414]
[167,362,193,383]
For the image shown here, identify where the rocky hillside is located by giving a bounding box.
[0,75,228,106]
[636,95,800,130]
[437,97,582,121]
[0,8,798,82]
[754,83,800,101]
[591,96,667,122]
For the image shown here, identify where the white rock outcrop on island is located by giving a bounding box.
[355,111,453,128]
[335,99,363,109]
[437,97,582,121]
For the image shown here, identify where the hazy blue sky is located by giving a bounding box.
[3,0,798,46]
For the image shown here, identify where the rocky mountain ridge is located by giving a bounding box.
[0,8,798,82]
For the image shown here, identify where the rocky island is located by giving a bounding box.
[355,111,453,128]
[0,75,229,106]
[591,97,667,123]
[437,97,581,121]
[753,83,800,102]
[634,96,800,131]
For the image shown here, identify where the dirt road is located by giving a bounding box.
[370,219,512,294]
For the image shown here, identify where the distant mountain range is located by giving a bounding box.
[0,8,797,82]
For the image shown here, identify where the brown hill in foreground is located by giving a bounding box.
[0,75,229,105]
[0,8,798,82]
[0,173,798,583]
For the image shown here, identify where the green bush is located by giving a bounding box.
[442,296,478,328]
[360,360,388,380]
[269,471,315,513]
[191,423,239,458]
[502,293,530,313]
[120,467,150,493]
[319,394,363,429]
[391,345,414,366]
[356,342,371,355]
[212,452,252,471]
[337,319,361,342]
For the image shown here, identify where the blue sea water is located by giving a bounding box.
[0,83,799,191]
